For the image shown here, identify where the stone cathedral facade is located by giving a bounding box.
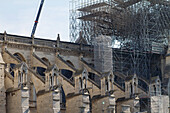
[0,32,169,113]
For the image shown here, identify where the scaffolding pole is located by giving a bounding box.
[69,0,170,95]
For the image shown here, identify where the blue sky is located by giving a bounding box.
[0,0,70,41]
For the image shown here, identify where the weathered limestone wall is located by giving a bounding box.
[66,94,90,113]
[35,51,56,64]
[116,99,134,113]
[30,73,45,92]
[1,33,168,113]
[6,90,22,113]
[114,84,125,100]
[21,88,30,113]
[32,56,47,68]
[6,88,30,113]
[92,96,113,113]
[0,61,6,113]
[5,74,14,90]
[30,108,37,113]
[66,95,82,113]
[87,80,100,97]
[6,47,30,60]
[37,91,53,113]
[61,55,80,69]
[53,90,61,113]
[138,87,147,96]
[58,76,74,96]
[151,95,169,113]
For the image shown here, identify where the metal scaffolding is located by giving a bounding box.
[69,0,170,91]
[93,35,112,73]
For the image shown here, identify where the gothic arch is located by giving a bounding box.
[9,53,26,77]
[130,83,133,96]
[36,67,46,77]
[41,57,50,65]
[13,53,26,62]
[61,69,73,79]
[66,60,74,67]
[34,57,51,77]
[82,68,88,79]
[60,61,75,80]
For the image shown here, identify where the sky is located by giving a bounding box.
[0,0,70,41]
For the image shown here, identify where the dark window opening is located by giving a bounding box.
[10,63,15,77]
[41,57,50,65]
[60,86,66,108]
[130,83,133,97]
[37,67,46,77]
[140,98,150,112]
[153,85,156,96]
[105,79,109,91]
[50,75,53,86]
[134,82,136,86]
[14,53,25,62]
[83,77,86,89]
[61,69,73,79]
[114,75,125,89]
[79,77,83,89]
[138,79,148,92]
[88,72,95,81]
[66,60,74,67]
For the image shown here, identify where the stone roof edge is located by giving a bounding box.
[113,82,125,92]
[4,69,14,82]
[4,49,21,63]
[59,72,75,86]
[57,55,77,71]
[32,53,48,67]
[88,78,101,89]
[6,87,20,93]
[80,58,101,76]
[28,68,45,83]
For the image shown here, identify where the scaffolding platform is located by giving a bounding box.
[69,0,170,86]
[117,0,142,8]
[78,11,109,19]
[78,2,108,12]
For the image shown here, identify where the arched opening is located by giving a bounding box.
[157,84,160,94]
[36,67,46,77]
[105,78,109,91]
[33,58,48,77]
[13,53,26,62]
[9,53,26,77]
[88,72,95,81]
[109,75,113,90]
[114,75,125,89]
[134,82,137,94]
[61,69,73,79]
[66,60,74,67]
[134,77,136,82]
[153,85,156,96]
[79,77,83,89]
[138,79,149,92]
[41,57,50,65]
[130,83,133,97]
[9,63,15,77]
[60,86,66,109]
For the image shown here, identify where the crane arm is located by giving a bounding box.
[31,0,45,37]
